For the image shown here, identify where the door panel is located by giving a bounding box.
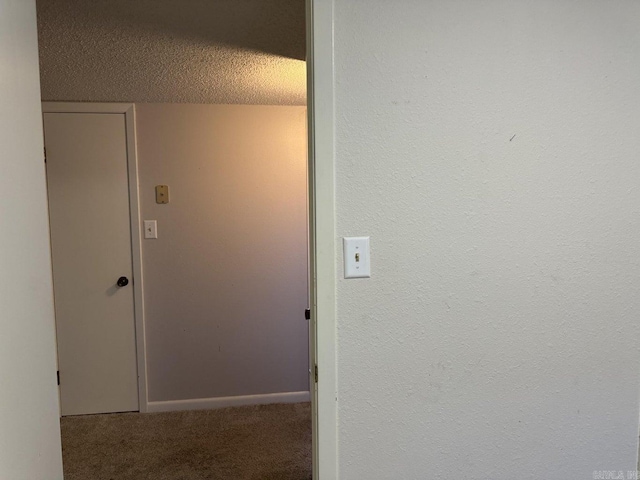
[44,112,139,416]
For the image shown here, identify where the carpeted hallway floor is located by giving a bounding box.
[60,402,312,480]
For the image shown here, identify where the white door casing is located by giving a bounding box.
[44,111,139,416]
[306,1,338,478]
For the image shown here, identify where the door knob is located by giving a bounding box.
[116,276,129,287]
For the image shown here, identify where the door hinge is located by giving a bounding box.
[305,308,311,320]
[44,147,47,164]
[56,370,60,386]
[314,365,318,383]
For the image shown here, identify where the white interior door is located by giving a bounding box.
[44,112,139,416]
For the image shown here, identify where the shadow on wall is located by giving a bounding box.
[38,0,306,60]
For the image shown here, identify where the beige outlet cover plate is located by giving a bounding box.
[155,185,169,204]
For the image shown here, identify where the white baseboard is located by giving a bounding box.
[146,391,310,413]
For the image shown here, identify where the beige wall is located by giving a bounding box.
[333,1,640,478]
[0,0,63,478]
[135,104,309,402]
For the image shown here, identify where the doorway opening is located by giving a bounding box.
[37,0,318,478]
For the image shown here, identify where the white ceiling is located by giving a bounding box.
[36,0,306,105]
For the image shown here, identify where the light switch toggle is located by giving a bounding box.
[144,220,158,239]
[343,236,371,279]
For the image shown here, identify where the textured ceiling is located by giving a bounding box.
[36,0,306,105]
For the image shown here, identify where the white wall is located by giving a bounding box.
[0,1,63,478]
[333,1,640,478]
[36,0,306,105]
[135,104,309,404]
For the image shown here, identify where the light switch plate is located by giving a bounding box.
[144,220,158,239]
[343,236,371,278]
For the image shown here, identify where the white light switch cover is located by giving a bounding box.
[144,220,158,239]
[343,236,371,278]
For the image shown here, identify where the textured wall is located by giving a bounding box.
[36,0,306,105]
[135,104,309,402]
[334,1,640,478]
[0,0,63,477]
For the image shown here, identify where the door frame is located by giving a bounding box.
[41,2,338,471]
[42,102,148,414]
[307,1,338,478]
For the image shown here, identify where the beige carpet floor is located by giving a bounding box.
[60,402,312,480]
